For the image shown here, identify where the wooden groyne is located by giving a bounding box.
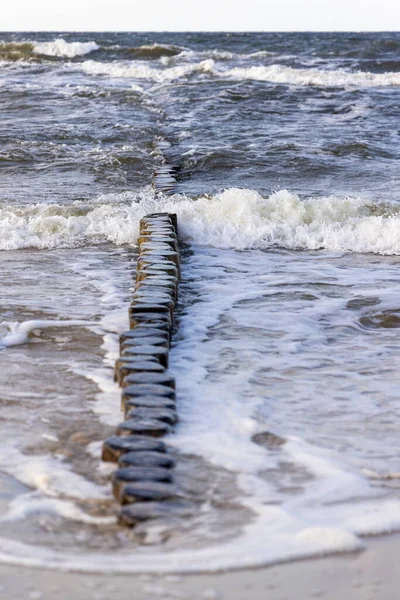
[101,212,188,526]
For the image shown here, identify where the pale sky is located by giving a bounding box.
[1,0,400,31]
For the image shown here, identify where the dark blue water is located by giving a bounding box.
[1,32,400,203]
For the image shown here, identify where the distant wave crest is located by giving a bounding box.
[110,43,184,59]
[0,42,34,62]
[0,38,99,61]
[224,63,400,87]
[80,58,215,82]
[33,38,99,58]
[79,58,400,88]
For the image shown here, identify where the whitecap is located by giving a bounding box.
[2,188,400,255]
[33,38,99,58]
[78,58,400,88]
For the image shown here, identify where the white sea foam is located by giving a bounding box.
[0,517,363,573]
[0,198,145,250]
[58,257,130,427]
[163,49,234,64]
[1,495,113,525]
[0,446,107,501]
[0,255,127,530]
[80,58,215,82]
[137,43,177,51]
[159,48,275,68]
[0,319,95,348]
[246,50,276,58]
[33,39,99,58]
[223,63,400,87]
[0,287,399,573]
[171,188,400,254]
[2,216,400,571]
[78,58,400,88]
[2,189,400,255]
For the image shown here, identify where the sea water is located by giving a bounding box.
[1,32,400,572]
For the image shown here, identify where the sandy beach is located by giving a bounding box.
[0,533,398,600]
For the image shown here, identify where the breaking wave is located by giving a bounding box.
[224,63,400,87]
[2,188,400,255]
[0,42,34,62]
[80,58,215,82]
[78,58,400,87]
[173,188,400,254]
[3,43,400,89]
[33,39,99,58]
[0,39,99,61]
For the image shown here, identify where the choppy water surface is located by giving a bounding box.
[2,32,400,572]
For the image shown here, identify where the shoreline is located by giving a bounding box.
[0,533,399,599]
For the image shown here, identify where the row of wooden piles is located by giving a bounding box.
[101,212,186,527]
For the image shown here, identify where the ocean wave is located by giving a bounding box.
[246,50,276,58]
[109,42,184,59]
[0,39,99,61]
[33,38,99,58]
[0,41,266,65]
[0,318,95,348]
[158,48,276,66]
[3,43,400,89]
[0,42,35,62]
[164,48,234,63]
[0,196,145,250]
[2,188,400,255]
[80,58,215,82]
[173,189,400,254]
[78,58,400,87]
[224,64,400,87]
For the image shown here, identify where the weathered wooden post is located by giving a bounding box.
[102,212,187,526]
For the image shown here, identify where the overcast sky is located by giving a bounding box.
[2,0,400,31]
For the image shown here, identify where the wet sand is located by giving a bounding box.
[0,533,398,600]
